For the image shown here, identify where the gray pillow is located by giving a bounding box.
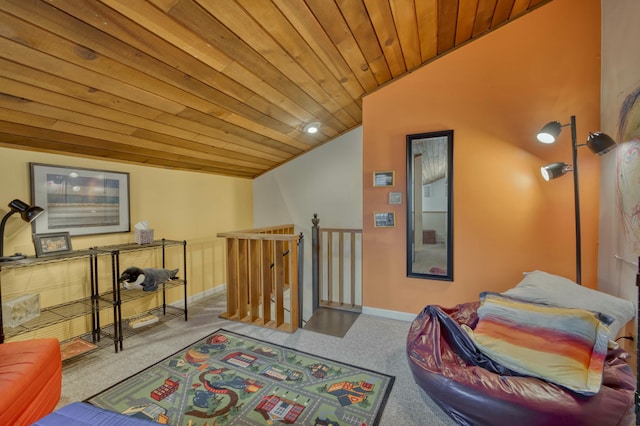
[502,270,634,338]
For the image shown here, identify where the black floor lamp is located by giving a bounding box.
[536,115,616,285]
[0,199,45,262]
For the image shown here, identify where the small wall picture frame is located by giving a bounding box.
[388,192,402,204]
[374,212,396,228]
[373,170,394,187]
[33,232,73,257]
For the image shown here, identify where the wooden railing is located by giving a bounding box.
[217,225,302,333]
[311,214,362,313]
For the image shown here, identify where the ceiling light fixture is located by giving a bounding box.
[536,115,617,285]
[303,121,321,134]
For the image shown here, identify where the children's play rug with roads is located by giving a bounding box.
[88,329,394,425]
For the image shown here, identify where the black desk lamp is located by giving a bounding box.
[0,199,45,262]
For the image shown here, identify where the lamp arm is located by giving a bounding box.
[0,209,17,343]
[0,210,16,258]
[570,115,582,285]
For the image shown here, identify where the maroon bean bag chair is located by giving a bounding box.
[406,302,635,426]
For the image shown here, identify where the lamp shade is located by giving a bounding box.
[541,162,571,181]
[537,121,562,144]
[8,199,44,223]
[23,205,45,222]
[586,132,616,155]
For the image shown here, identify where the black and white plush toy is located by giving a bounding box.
[118,266,179,292]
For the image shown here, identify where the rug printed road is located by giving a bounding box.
[88,329,394,425]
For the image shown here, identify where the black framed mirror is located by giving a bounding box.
[406,130,453,280]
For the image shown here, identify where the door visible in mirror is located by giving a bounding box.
[406,130,453,280]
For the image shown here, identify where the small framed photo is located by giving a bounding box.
[374,212,396,228]
[33,232,73,257]
[373,170,394,187]
[388,192,402,205]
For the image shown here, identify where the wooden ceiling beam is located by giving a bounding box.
[0,71,296,161]
[0,113,271,171]
[0,121,264,177]
[336,0,394,85]
[363,0,407,78]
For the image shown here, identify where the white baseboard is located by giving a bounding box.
[182,285,417,323]
[168,285,226,308]
[362,306,416,322]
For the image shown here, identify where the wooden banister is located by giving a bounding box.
[217,225,301,333]
[311,214,362,314]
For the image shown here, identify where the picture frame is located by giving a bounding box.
[373,170,395,187]
[374,211,396,228]
[30,163,130,236]
[388,192,402,205]
[33,232,73,257]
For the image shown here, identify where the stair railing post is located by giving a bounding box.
[311,214,320,313]
[297,232,304,328]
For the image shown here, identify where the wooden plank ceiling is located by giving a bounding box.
[0,0,550,179]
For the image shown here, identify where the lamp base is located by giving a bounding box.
[0,253,27,262]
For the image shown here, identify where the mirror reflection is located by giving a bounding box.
[406,131,453,280]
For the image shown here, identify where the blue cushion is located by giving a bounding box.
[33,402,155,426]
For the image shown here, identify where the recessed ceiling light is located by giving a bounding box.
[303,121,321,134]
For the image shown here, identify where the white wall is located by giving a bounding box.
[599,2,640,309]
[422,177,447,212]
[253,127,363,319]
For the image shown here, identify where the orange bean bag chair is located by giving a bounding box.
[0,338,62,426]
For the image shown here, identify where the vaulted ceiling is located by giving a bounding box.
[0,0,550,179]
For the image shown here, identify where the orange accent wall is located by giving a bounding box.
[362,0,602,314]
